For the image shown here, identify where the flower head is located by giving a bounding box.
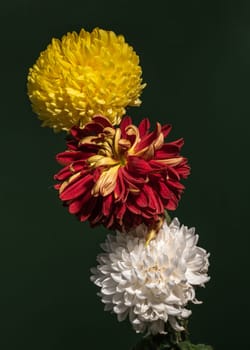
[91,218,210,335]
[27,28,145,132]
[54,115,190,230]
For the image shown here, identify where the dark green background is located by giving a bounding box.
[1,0,249,349]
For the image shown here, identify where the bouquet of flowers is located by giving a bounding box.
[27,28,213,350]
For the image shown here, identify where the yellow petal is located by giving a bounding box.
[27,28,146,132]
[145,229,157,246]
[113,128,122,158]
[156,157,183,166]
[88,155,119,167]
[92,165,120,197]
[59,171,81,194]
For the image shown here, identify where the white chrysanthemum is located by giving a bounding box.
[90,218,210,335]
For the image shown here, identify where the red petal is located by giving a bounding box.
[54,167,73,181]
[167,180,185,190]
[148,160,168,171]
[167,167,181,180]
[135,191,148,208]
[149,172,164,183]
[175,160,190,178]
[114,169,127,201]
[120,116,132,138]
[166,198,178,210]
[138,118,150,137]
[55,163,88,181]
[135,122,161,153]
[68,190,92,214]
[77,196,98,221]
[92,115,113,128]
[126,201,142,215]
[158,181,172,199]
[71,126,84,139]
[155,139,184,159]
[161,124,172,137]
[60,174,93,200]
[56,151,84,165]
[127,156,152,175]
[81,123,103,136]
[106,214,115,228]
[122,167,145,184]
[116,203,126,220]
[89,209,103,225]
[144,185,163,213]
[102,194,113,216]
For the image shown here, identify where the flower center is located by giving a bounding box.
[86,126,140,197]
[144,263,168,286]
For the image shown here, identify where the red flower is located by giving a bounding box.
[54,116,190,230]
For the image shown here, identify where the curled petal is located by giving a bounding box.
[54,115,190,230]
[92,165,120,197]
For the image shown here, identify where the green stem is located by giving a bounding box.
[131,322,189,350]
[164,210,172,225]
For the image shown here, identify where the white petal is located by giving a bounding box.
[90,217,210,335]
[168,316,184,332]
[122,270,132,280]
[117,309,129,321]
[114,304,128,314]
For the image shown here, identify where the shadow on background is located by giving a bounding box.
[0,0,250,349]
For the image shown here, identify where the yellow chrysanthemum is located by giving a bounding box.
[27,28,146,132]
